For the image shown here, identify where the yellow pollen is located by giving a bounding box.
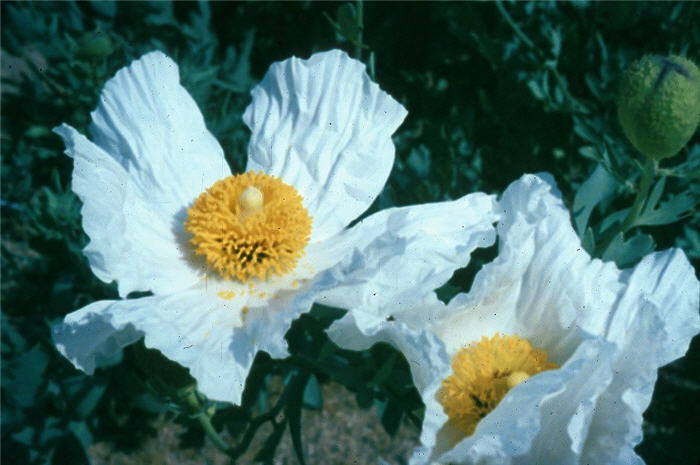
[217,290,236,300]
[439,333,558,436]
[185,171,312,282]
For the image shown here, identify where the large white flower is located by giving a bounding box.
[328,173,700,464]
[52,50,499,405]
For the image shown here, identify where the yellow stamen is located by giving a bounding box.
[439,334,557,436]
[185,171,312,282]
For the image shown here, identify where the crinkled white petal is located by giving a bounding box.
[313,193,498,315]
[243,49,407,242]
[52,272,325,405]
[520,337,619,464]
[327,309,450,453]
[574,248,699,464]
[607,248,700,366]
[580,304,664,465]
[53,287,249,403]
[55,51,230,297]
[433,174,621,357]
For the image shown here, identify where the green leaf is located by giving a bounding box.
[407,145,431,177]
[644,176,667,213]
[603,233,655,268]
[286,372,310,465]
[302,374,323,410]
[75,383,105,418]
[598,208,630,236]
[68,421,93,450]
[336,3,361,43]
[634,193,697,227]
[39,417,65,447]
[241,354,271,408]
[573,164,617,235]
[677,225,700,259]
[355,383,373,409]
[371,352,399,387]
[581,226,595,254]
[25,125,51,138]
[309,304,346,328]
[5,345,49,408]
[11,427,34,446]
[51,431,90,465]
[435,283,461,304]
[1,314,27,354]
[377,397,403,437]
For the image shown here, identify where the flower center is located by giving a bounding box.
[439,333,558,436]
[185,171,312,282]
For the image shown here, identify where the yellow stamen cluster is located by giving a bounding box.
[439,333,558,436]
[185,171,311,282]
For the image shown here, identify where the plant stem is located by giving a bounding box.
[184,391,235,456]
[230,376,292,458]
[594,158,657,257]
[494,0,536,52]
[197,408,234,454]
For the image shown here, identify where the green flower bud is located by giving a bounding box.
[77,31,114,59]
[618,55,700,160]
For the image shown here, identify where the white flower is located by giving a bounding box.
[53,50,499,405]
[328,173,700,464]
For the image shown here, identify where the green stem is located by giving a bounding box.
[355,0,364,60]
[197,409,234,454]
[185,391,235,457]
[495,0,537,52]
[230,380,291,457]
[594,158,657,257]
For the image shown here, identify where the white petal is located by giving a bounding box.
[53,288,252,404]
[313,193,498,314]
[55,125,202,297]
[90,51,230,206]
[56,51,230,297]
[433,174,621,358]
[520,337,619,464]
[580,305,663,465]
[607,248,700,366]
[327,309,450,453]
[578,248,699,463]
[243,49,407,241]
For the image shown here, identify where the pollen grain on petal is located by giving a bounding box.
[185,171,312,282]
[439,333,558,436]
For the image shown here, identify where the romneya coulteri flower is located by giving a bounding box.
[52,50,499,405]
[329,173,700,464]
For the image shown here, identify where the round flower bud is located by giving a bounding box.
[77,31,114,59]
[618,55,700,160]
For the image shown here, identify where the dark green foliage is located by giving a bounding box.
[2,1,699,464]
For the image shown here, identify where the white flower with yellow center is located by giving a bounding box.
[329,174,700,464]
[52,50,499,405]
